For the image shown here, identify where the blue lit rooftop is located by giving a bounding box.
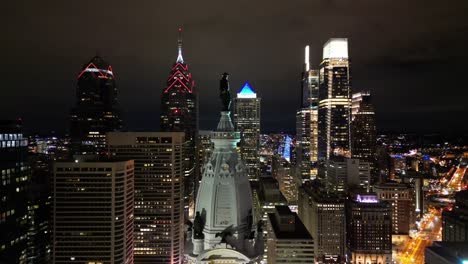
[237,82,257,98]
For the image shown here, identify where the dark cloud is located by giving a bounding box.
[1,0,468,134]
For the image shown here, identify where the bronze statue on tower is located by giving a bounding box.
[219,72,231,111]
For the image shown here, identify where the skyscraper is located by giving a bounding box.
[196,130,213,177]
[301,45,319,109]
[27,153,52,264]
[296,108,318,180]
[108,132,185,264]
[351,91,377,164]
[70,56,122,155]
[347,194,392,264]
[233,82,261,181]
[318,38,351,160]
[296,45,319,181]
[160,28,198,215]
[374,182,416,238]
[325,157,371,193]
[298,184,346,263]
[253,176,288,263]
[52,160,134,264]
[0,120,30,263]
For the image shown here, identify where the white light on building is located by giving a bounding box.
[323,38,348,59]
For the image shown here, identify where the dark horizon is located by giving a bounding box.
[2,0,468,136]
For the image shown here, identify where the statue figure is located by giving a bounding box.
[219,72,231,111]
[215,225,234,243]
[193,211,205,239]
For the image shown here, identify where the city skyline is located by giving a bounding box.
[2,0,468,135]
[2,2,468,263]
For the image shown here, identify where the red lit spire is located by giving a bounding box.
[163,28,194,94]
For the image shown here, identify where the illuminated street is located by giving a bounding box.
[395,164,467,263]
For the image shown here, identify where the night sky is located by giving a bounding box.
[2,0,468,135]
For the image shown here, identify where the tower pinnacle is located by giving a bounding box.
[177,27,184,63]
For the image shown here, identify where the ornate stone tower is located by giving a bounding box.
[189,74,263,263]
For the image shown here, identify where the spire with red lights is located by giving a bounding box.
[160,28,199,222]
[163,27,194,94]
[161,27,197,133]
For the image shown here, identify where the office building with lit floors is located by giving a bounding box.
[351,91,377,183]
[108,132,185,264]
[442,190,468,242]
[346,194,392,264]
[318,38,352,160]
[160,28,198,216]
[0,120,30,264]
[70,55,123,156]
[52,160,134,264]
[196,130,213,177]
[233,82,261,181]
[351,91,376,162]
[298,184,346,263]
[296,45,319,181]
[325,157,371,193]
[252,176,288,263]
[296,107,318,181]
[373,182,415,241]
[267,206,314,264]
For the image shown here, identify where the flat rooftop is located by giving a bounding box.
[268,206,312,240]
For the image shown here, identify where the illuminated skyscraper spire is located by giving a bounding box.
[318,38,351,160]
[161,27,198,222]
[297,45,319,181]
[177,27,184,63]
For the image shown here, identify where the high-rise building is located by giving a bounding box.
[52,160,134,264]
[298,184,346,263]
[296,45,319,181]
[296,107,318,181]
[0,120,30,263]
[318,38,351,160]
[374,182,416,237]
[233,82,261,181]
[351,91,377,182]
[275,162,298,204]
[346,194,392,264]
[252,176,288,263]
[70,56,122,155]
[442,190,468,242]
[160,28,198,216]
[267,206,314,264]
[301,45,319,109]
[196,130,213,177]
[27,153,52,264]
[107,132,185,264]
[325,157,370,192]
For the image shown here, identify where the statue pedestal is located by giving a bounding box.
[192,238,204,255]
